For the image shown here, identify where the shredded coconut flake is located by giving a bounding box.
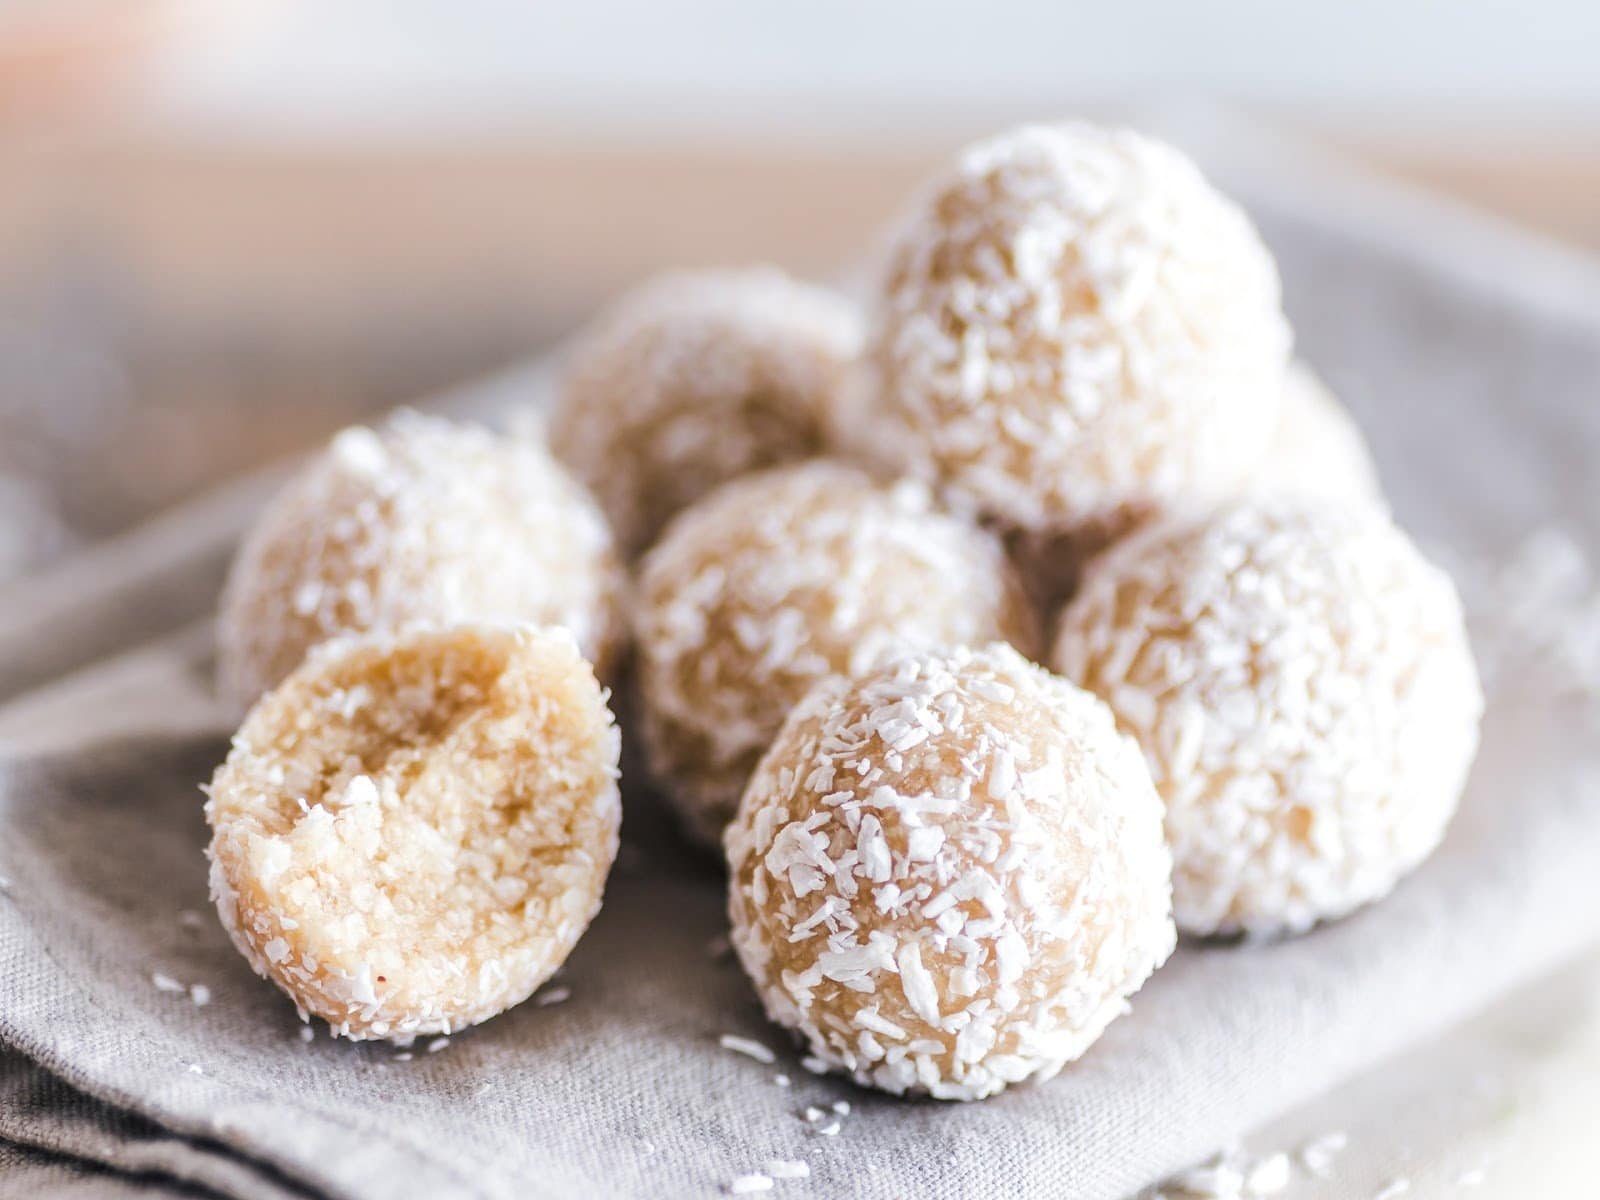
[719,1034,777,1065]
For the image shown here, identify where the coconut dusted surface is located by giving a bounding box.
[550,267,862,557]
[205,624,621,1040]
[215,412,624,711]
[635,461,1039,847]
[1257,363,1384,506]
[726,644,1175,1100]
[1006,361,1385,621]
[1054,498,1482,937]
[867,122,1291,538]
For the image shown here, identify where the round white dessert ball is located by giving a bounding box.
[866,120,1292,538]
[216,412,625,711]
[1255,361,1383,506]
[635,461,1038,847]
[550,266,863,557]
[1053,497,1482,937]
[726,642,1176,1100]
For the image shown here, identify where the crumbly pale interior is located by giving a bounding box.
[216,412,625,711]
[1008,360,1383,619]
[206,624,622,1040]
[635,461,1040,847]
[1053,498,1482,937]
[867,121,1291,537]
[551,266,863,557]
[726,643,1175,1100]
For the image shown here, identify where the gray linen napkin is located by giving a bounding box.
[3,116,1600,1199]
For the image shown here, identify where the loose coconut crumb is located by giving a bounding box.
[1153,1142,1313,1198]
[535,985,572,1007]
[1298,1130,1347,1178]
[720,1035,778,1065]
[551,265,863,557]
[726,1175,773,1196]
[864,120,1291,539]
[216,411,625,711]
[205,624,621,1040]
[726,642,1174,1100]
[1054,496,1482,937]
[637,461,1039,847]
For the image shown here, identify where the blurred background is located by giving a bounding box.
[2,0,1598,584]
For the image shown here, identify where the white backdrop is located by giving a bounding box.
[146,0,1600,147]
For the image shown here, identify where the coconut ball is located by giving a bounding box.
[1256,361,1383,505]
[205,623,621,1040]
[635,461,1039,848]
[1008,362,1384,620]
[867,121,1291,538]
[550,266,863,557]
[217,411,625,710]
[726,642,1175,1100]
[1052,497,1482,938]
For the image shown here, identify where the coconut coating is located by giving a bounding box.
[635,461,1039,848]
[1008,362,1384,620]
[1053,498,1482,938]
[1256,362,1383,505]
[216,412,625,710]
[205,624,622,1040]
[868,121,1291,537]
[550,267,863,557]
[726,643,1175,1100]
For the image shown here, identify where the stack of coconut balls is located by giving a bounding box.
[207,122,1482,1101]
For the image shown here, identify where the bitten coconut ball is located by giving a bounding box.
[726,643,1175,1100]
[1008,362,1384,619]
[1052,497,1482,938]
[206,624,621,1040]
[635,461,1039,847]
[1255,361,1383,505]
[550,266,863,557]
[868,121,1291,537]
[217,411,624,710]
